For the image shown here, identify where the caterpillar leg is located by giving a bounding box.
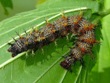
[8,42,13,46]
[66,35,69,41]
[32,50,35,55]
[41,48,44,55]
[23,29,28,35]
[54,41,58,47]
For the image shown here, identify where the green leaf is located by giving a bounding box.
[0,0,101,83]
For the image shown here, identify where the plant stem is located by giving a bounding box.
[99,9,110,17]
[92,9,110,24]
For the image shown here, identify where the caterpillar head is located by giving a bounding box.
[60,56,75,72]
[8,44,20,57]
[8,37,28,57]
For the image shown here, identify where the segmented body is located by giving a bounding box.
[8,14,97,71]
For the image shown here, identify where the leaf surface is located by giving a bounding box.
[0,0,101,83]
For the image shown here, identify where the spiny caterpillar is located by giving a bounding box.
[8,13,98,71]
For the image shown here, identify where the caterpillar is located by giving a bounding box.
[7,13,98,71]
[60,18,98,71]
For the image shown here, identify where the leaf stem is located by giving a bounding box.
[99,9,110,17]
[92,9,110,24]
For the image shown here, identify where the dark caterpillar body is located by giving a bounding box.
[60,47,83,71]
[8,37,28,57]
[60,26,97,71]
[8,15,70,57]
[8,14,98,71]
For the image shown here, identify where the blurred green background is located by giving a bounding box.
[0,0,37,21]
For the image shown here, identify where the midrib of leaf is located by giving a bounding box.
[0,12,58,49]
[0,6,83,46]
[0,7,88,49]
[0,7,76,34]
